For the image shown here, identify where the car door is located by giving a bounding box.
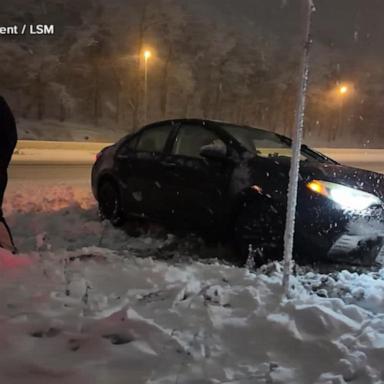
[115,123,174,219]
[162,123,233,233]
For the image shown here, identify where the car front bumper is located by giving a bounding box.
[328,233,384,266]
[297,198,384,266]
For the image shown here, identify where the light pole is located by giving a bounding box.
[143,50,151,122]
[337,84,349,138]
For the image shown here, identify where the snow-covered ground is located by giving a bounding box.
[2,184,384,384]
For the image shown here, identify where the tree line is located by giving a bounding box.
[0,0,383,147]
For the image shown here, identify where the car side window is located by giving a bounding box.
[172,124,226,159]
[136,125,173,153]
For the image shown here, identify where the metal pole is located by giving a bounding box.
[282,0,315,296]
[144,57,148,123]
[339,95,344,138]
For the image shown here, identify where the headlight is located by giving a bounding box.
[307,180,382,211]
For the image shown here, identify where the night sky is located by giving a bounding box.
[187,0,384,59]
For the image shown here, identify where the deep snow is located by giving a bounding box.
[2,184,384,383]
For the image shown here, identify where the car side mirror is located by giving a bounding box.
[200,143,227,160]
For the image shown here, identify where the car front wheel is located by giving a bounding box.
[98,180,125,227]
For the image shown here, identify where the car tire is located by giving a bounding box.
[234,200,284,267]
[98,180,125,227]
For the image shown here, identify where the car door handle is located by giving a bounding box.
[117,154,131,160]
[163,161,177,168]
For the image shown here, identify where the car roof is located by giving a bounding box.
[143,118,275,136]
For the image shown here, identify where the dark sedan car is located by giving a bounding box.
[92,119,384,266]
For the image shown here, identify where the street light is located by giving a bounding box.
[144,50,151,61]
[143,50,152,122]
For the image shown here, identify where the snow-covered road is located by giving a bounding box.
[2,184,384,384]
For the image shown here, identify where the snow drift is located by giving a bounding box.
[2,184,384,383]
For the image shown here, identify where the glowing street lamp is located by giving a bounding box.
[143,50,152,61]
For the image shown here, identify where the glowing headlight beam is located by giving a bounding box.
[306,180,381,211]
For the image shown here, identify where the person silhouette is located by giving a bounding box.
[0,96,17,253]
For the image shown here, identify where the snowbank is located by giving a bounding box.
[2,185,384,383]
[18,119,124,143]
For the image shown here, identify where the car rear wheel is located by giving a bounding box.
[98,180,125,227]
[234,200,284,267]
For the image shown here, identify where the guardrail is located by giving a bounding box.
[10,141,384,172]
[317,148,384,163]
[318,148,384,173]
[12,140,110,165]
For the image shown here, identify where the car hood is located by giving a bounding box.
[301,161,384,200]
[246,156,384,201]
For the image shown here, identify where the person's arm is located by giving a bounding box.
[0,96,18,156]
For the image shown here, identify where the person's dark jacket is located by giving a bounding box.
[0,96,17,168]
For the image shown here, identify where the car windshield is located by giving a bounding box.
[221,124,333,163]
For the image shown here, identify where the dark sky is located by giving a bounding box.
[313,0,384,57]
[4,0,383,61]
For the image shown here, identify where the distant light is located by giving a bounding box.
[339,85,348,95]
